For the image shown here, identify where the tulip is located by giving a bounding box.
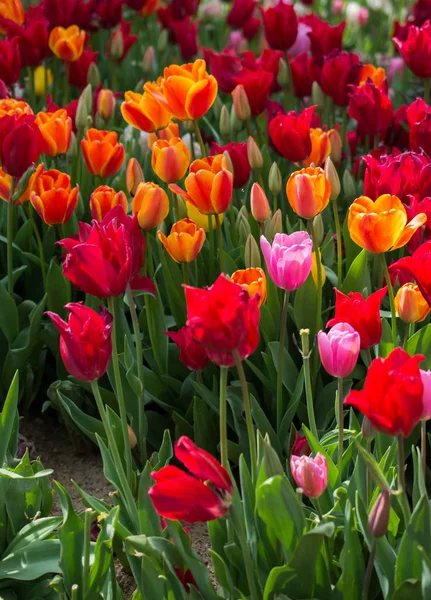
[67,47,99,89]
[34,67,53,97]
[46,303,113,382]
[149,436,233,523]
[186,201,222,231]
[261,1,298,50]
[90,186,128,222]
[34,109,72,157]
[0,98,32,118]
[247,136,263,170]
[227,0,256,28]
[0,114,43,178]
[291,432,311,457]
[166,326,209,371]
[142,46,155,74]
[0,163,43,205]
[420,370,431,421]
[157,218,205,263]
[406,98,431,158]
[211,142,250,188]
[320,51,361,106]
[0,38,21,86]
[368,489,390,538]
[269,106,316,162]
[260,232,313,291]
[81,129,125,178]
[151,137,191,183]
[250,183,270,223]
[348,83,393,137]
[306,15,345,64]
[0,0,24,27]
[231,267,267,307]
[318,323,360,378]
[393,21,431,79]
[348,194,426,254]
[359,64,387,89]
[290,453,328,498]
[148,122,180,146]
[170,155,233,215]
[121,89,171,133]
[390,241,431,306]
[107,20,137,63]
[170,17,199,61]
[286,167,331,220]
[48,25,86,62]
[232,84,251,122]
[30,169,78,226]
[125,158,144,196]
[290,53,316,98]
[395,283,431,323]
[132,182,169,230]
[97,89,116,121]
[304,128,332,168]
[233,70,273,117]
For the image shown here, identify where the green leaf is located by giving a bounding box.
[337,501,365,600]
[391,580,422,600]
[88,506,119,595]
[3,516,62,557]
[0,540,61,580]
[293,274,317,336]
[0,371,19,467]
[46,258,71,317]
[57,391,105,444]
[0,283,18,343]
[406,324,431,369]
[341,249,370,294]
[267,342,299,396]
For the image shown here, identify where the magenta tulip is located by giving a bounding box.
[290,453,328,498]
[420,369,431,420]
[318,323,360,378]
[260,232,313,291]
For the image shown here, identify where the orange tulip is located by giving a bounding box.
[140,0,159,15]
[81,129,125,178]
[151,137,191,183]
[90,185,128,221]
[157,218,205,263]
[97,89,116,121]
[0,98,32,118]
[231,267,267,307]
[35,109,72,156]
[0,0,24,29]
[347,194,427,253]
[125,158,144,196]
[30,169,79,225]
[170,155,233,215]
[148,122,179,147]
[121,88,171,133]
[395,283,431,323]
[0,163,43,204]
[132,182,169,230]
[286,167,331,219]
[161,59,218,121]
[359,64,386,89]
[304,128,331,168]
[48,25,86,62]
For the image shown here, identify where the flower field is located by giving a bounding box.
[1,0,431,597]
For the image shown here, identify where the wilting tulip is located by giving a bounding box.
[97,89,116,121]
[125,158,144,196]
[151,137,191,183]
[30,169,78,226]
[35,109,72,157]
[231,267,267,307]
[81,129,125,178]
[250,183,270,223]
[261,232,313,291]
[48,25,86,62]
[286,167,331,219]
[90,185,128,222]
[167,325,209,371]
[157,218,205,263]
[132,182,169,230]
[149,436,233,523]
[304,128,332,168]
[47,303,112,382]
[0,114,43,178]
[269,106,315,162]
[318,323,360,378]
[290,453,328,498]
[395,283,431,323]
[121,88,171,132]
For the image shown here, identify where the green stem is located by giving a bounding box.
[425,79,431,104]
[229,201,238,247]
[362,540,377,600]
[310,219,322,335]
[229,503,260,600]
[182,262,190,285]
[422,420,427,483]
[7,177,16,295]
[107,296,133,484]
[276,290,290,431]
[332,197,343,285]
[403,322,414,350]
[397,434,411,525]
[380,253,397,348]
[71,585,79,600]
[272,192,278,213]
[192,120,206,158]
[126,285,146,463]
[82,509,92,596]
[338,377,344,480]
[233,350,257,481]
[219,367,229,469]
[27,206,47,289]
[315,498,331,571]
[301,329,319,440]
[214,212,224,273]
[207,215,215,283]
[168,187,179,222]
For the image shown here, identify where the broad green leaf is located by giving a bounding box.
[341,249,369,294]
[0,539,61,580]
[57,391,105,444]
[0,371,19,467]
[3,516,62,557]
[0,283,18,343]
[88,506,120,595]
[337,501,364,600]
[406,323,431,368]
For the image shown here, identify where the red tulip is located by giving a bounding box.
[233,68,273,116]
[184,274,260,367]
[290,53,318,98]
[319,50,361,106]
[204,48,241,94]
[96,0,123,28]
[166,326,208,371]
[406,98,431,156]
[404,196,431,253]
[393,21,431,79]
[107,20,137,63]
[242,13,260,40]
[302,14,345,65]
[291,432,311,457]
[0,38,21,86]
[47,302,113,382]
[348,82,393,136]
[241,48,284,93]
[327,287,387,350]
[389,240,431,306]
[227,0,257,29]
[211,141,250,188]
[170,17,198,61]
[345,347,424,438]
[0,11,51,68]
[58,205,155,298]
[42,0,96,30]
[261,1,298,50]
[149,436,234,523]
[0,114,43,177]
[269,106,315,162]
[67,46,98,89]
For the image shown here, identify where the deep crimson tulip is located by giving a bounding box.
[413,0,431,26]
[404,196,431,252]
[96,0,123,28]
[166,325,208,371]
[42,0,96,30]
[211,141,251,188]
[393,21,431,79]
[58,205,155,298]
[227,0,257,29]
[261,1,298,50]
[47,303,112,382]
[170,17,198,61]
[0,81,10,99]
[172,0,200,19]
[0,114,43,177]
[301,14,345,65]
[345,347,424,438]
[204,48,241,94]
[406,98,431,156]
[241,49,284,93]
[0,38,21,86]
[269,106,315,162]
[125,0,147,9]
[0,14,51,68]
[149,436,234,523]
[348,83,393,136]
[390,240,431,305]
[67,47,98,89]
[107,20,137,63]
[184,274,260,367]
[291,432,311,457]
[233,68,273,116]
[319,50,361,107]
[290,53,318,98]
[327,287,388,350]
[242,13,260,40]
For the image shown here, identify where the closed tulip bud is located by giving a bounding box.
[66,132,78,159]
[151,137,191,183]
[222,150,234,178]
[220,105,231,138]
[230,104,242,133]
[132,181,169,230]
[157,29,168,52]
[126,158,144,196]
[213,95,223,120]
[325,157,341,201]
[87,62,100,89]
[368,489,390,538]
[269,162,282,195]
[142,46,154,74]
[328,129,343,163]
[231,267,267,306]
[313,214,324,245]
[268,208,282,239]
[343,169,356,200]
[251,183,270,224]
[232,84,251,122]
[82,84,93,115]
[395,283,431,323]
[75,95,88,132]
[290,453,328,498]
[128,425,137,448]
[110,29,124,60]
[361,416,375,441]
[247,136,263,170]
[277,58,289,87]
[237,206,251,244]
[97,89,116,121]
[286,167,331,219]
[312,81,325,110]
[245,233,261,269]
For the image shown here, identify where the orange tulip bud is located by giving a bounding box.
[81,129,125,178]
[232,84,251,122]
[348,194,427,253]
[121,88,171,133]
[132,182,169,230]
[359,64,386,89]
[126,158,144,196]
[148,122,179,147]
[30,169,79,225]
[250,183,270,223]
[186,201,223,231]
[395,283,431,323]
[169,155,233,215]
[328,129,342,163]
[34,109,72,157]
[0,163,43,205]
[304,128,331,168]
[286,167,331,219]
[48,25,86,62]
[0,98,32,118]
[157,218,205,263]
[151,137,191,183]
[0,0,24,29]
[161,59,218,121]
[231,267,267,307]
[97,89,116,121]
[90,185,128,221]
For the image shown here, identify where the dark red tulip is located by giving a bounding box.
[42,0,96,30]
[211,141,251,188]
[0,11,51,69]
[290,52,318,98]
[227,0,257,28]
[233,68,273,116]
[268,106,315,162]
[390,240,431,305]
[348,83,393,136]
[0,114,43,178]
[319,50,361,106]
[204,48,242,94]
[413,0,431,26]
[241,48,283,93]
[124,0,148,9]
[406,98,431,156]
[302,15,345,65]
[261,1,298,50]
[107,20,137,63]
[166,326,208,371]
[96,0,123,28]
[393,20,431,79]
[67,47,98,89]
[0,38,21,86]
[404,196,431,253]
[291,432,311,457]
[242,13,261,40]
[170,17,198,61]
[0,80,10,99]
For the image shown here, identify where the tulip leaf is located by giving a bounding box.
[87,506,119,596]
[406,323,431,369]
[0,539,61,580]
[210,550,236,596]
[3,516,62,557]
[267,341,298,396]
[0,282,19,343]
[0,371,18,468]
[391,580,422,600]
[341,249,370,295]
[337,500,365,600]
[293,274,318,336]
[46,258,71,317]
[57,390,105,444]
[55,482,85,591]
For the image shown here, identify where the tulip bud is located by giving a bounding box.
[220,105,231,138]
[312,214,324,245]
[343,169,356,200]
[268,208,282,239]
[142,46,155,74]
[157,29,168,52]
[245,233,261,268]
[312,81,325,110]
[230,104,242,133]
[126,158,144,196]
[87,62,100,89]
[66,132,78,159]
[128,425,138,449]
[368,489,390,538]
[183,120,195,133]
[34,65,53,97]
[237,205,251,244]
[97,89,116,121]
[223,150,234,180]
[277,58,289,87]
[132,182,169,230]
[13,165,35,201]
[134,79,145,93]
[75,95,89,132]
[361,416,375,441]
[251,183,270,224]
[290,453,328,498]
[82,83,93,115]
[395,283,431,323]
[325,157,341,201]
[268,162,282,195]
[328,129,342,163]
[232,84,251,122]
[247,136,263,170]
[110,30,124,60]
[212,95,223,120]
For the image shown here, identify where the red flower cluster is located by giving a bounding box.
[157,0,200,60]
[348,82,393,137]
[393,20,431,79]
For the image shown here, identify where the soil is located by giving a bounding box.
[19,413,212,599]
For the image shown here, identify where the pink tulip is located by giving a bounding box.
[260,231,313,291]
[318,322,360,378]
[290,453,328,498]
[420,369,431,420]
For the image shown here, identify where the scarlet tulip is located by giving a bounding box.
[286,167,331,219]
[166,326,208,371]
[121,89,171,133]
[34,109,72,156]
[0,114,43,178]
[48,25,86,62]
[348,83,393,136]
[90,185,128,222]
[269,106,315,162]
[395,283,431,323]
[151,137,191,183]
[157,219,205,263]
[230,267,267,307]
[261,2,298,50]
[227,0,257,28]
[319,50,361,106]
[406,98,431,157]
[132,182,169,231]
[47,303,112,382]
[345,347,424,437]
[389,240,431,306]
[0,38,21,86]
[393,21,431,79]
[211,142,250,189]
[30,169,78,225]
[81,129,125,178]
[205,48,241,94]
